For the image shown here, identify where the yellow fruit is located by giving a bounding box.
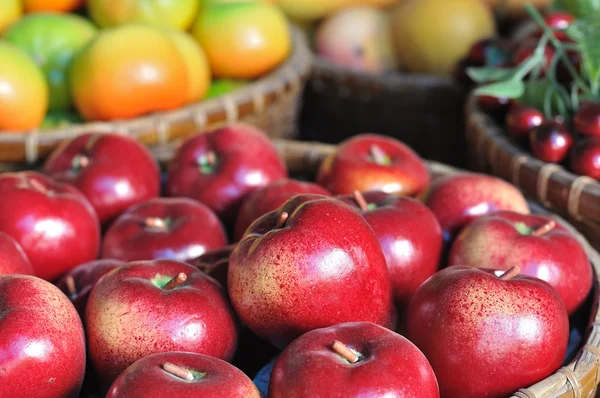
[164,29,211,103]
[0,0,22,34]
[392,0,495,75]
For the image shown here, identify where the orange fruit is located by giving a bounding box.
[0,42,48,131]
[192,2,291,79]
[163,29,211,103]
[391,0,496,75]
[0,0,22,34]
[87,0,199,30]
[22,0,83,12]
[69,24,189,122]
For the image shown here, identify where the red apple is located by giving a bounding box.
[338,191,442,310]
[505,105,545,143]
[101,197,228,263]
[269,322,439,398]
[86,259,238,386]
[449,211,592,314]
[106,352,260,398]
[529,121,573,163]
[190,244,236,288]
[316,134,430,196]
[570,137,600,179]
[0,274,86,398]
[406,265,569,397]
[55,259,126,317]
[0,231,34,276]
[43,132,161,224]
[228,194,396,349]
[166,124,288,224]
[0,171,100,281]
[234,178,331,241]
[422,173,530,242]
[574,100,600,138]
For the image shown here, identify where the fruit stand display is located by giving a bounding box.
[463,3,600,248]
[0,1,311,165]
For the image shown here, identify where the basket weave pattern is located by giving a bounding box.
[155,138,600,398]
[0,27,312,165]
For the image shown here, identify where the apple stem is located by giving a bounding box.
[275,212,289,229]
[27,178,48,194]
[331,340,360,363]
[369,145,390,166]
[162,362,194,381]
[532,220,556,236]
[65,275,76,298]
[72,154,90,171]
[352,191,369,211]
[144,217,168,230]
[163,273,187,290]
[499,266,521,281]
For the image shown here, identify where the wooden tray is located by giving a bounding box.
[0,27,312,165]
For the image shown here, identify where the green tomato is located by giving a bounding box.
[206,79,248,99]
[4,13,97,112]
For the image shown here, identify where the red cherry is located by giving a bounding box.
[512,41,555,76]
[574,101,600,138]
[543,12,575,41]
[570,138,600,179]
[506,106,545,143]
[529,121,573,163]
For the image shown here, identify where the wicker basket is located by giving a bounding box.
[299,58,469,167]
[464,93,600,250]
[0,26,312,166]
[154,138,600,398]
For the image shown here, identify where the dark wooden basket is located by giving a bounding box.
[299,58,469,167]
[154,138,600,398]
[0,27,312,166]
[464,93,600,250]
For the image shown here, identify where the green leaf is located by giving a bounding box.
[567,16,600,92]
[474,80,525,99]
[560,0,600,17]
[467,67,516,83]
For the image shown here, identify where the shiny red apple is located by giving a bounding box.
[0,231,34,276]
[0,274,86,397]
[449,211,592,314]
[106,352,260,398]
[228,194,396,349]
[55,259,126,317]
[269,322,439,398]
[422,173,530,242]
[316,134,430,196]
[338,191,442,311]
[570,137,600,179]
[234,178,330,241]
[166,124,288,224]
[43,132,161,224]
[406,265,569,398]
[86,259,239,386]
[0,171,100,281]
[190,244,236,288]
[101,197,228,263]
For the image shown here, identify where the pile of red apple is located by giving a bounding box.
[458,10,600,180]
[0,124,594,397]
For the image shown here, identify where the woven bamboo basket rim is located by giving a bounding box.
[0,26,312,165]
[465,93,600,228]
[153,138,600,398]
[310,56,464,97]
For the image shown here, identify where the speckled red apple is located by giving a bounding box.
[317,134,430,196]
[86,259,238,386]
[107,352,260,398]
[0,274,86,398]
[0,231,34,276]
[422,173,530,242]
[228,194,396,349]
[449,211,592,314]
